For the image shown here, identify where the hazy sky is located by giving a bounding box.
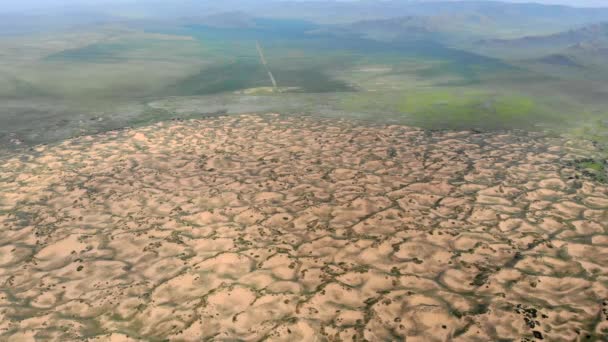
[2,0,608,12]
[502,0,608,6]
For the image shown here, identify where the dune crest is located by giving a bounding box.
[1,114,607,341]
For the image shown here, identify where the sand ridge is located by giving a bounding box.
[0,113,607,341]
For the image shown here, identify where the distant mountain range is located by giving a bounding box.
[568,40,608,56]
[475,22,608,70]
[311,16,444,42]
[311,11,608,71]
[6,1,608,26]
[241,1,608,29]
[479,22,608,48]
[3,1,608,38]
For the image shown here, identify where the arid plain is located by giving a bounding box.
[1,114,607,341]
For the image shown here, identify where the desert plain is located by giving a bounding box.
[1,113,608,341]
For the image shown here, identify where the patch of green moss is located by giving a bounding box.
[575,159,607,183]
[579,161,604,173]
[339,89,546,130]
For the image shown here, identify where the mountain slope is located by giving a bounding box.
[479,22,608,49]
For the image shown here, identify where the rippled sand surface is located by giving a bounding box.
[1,114,607,341]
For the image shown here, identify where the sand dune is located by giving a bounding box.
[1,114,607,341]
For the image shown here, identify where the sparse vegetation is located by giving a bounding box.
[1,1,608,341]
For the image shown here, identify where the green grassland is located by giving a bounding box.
[1,19,607,153]
[338,90,542,130]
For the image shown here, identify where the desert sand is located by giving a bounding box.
[1,114,607,341]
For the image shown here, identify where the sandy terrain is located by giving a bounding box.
[0,114,607,341]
